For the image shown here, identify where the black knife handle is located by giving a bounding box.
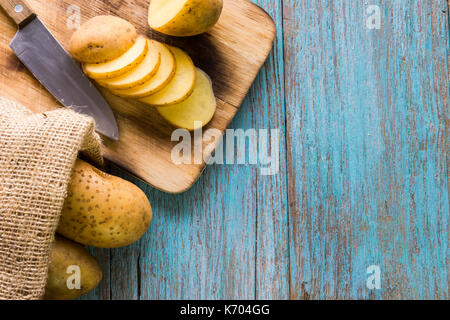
[0,0,35,27]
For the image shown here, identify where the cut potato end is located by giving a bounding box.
[112,42,176,98]
[157,68,216,131]
[98,39,161,90]
[148,0,188,29]
[83,36,148,80]
[148,0,223,37]
[140,45,196,106]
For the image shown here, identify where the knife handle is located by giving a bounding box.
[0,0,35,27]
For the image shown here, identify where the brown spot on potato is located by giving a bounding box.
[57,159,152,248]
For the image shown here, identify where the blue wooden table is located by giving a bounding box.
[83,0,449,300]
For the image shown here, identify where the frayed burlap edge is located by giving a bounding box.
[0,96,103,299]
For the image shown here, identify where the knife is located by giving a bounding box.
[0,0,119,140]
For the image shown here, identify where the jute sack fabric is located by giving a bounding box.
[0,96,103,299]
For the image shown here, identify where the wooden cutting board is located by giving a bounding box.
[0,0,275,193]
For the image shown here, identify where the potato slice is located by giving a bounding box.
[112,42,176,98]
[140,45,196,106]
[148,0,223,37]
[157,68,216,131]
[98,39,161,90]
[83,36,148,80]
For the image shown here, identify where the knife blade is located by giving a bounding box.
[1,0,119,140]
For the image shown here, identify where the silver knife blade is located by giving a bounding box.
[10,17,119,141]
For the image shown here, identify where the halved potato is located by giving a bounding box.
[83,36,148,80]
[140,45,195,106]
[98,39,161,90]
[112,42,176,98]
[157,68,216,131]
[148,0,223,37]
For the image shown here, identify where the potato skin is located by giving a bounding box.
[44,236,102,300]
[57,159,153,248]
[70,15,138,63]
[149,0,223,37]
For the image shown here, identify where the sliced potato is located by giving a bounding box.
[98,39,161,90]
[70,15,137,63]
[112,42,176,98]
[83,36,148,80]
[157,68,216,131]
[140,45,195,106]
[148,0,223,37]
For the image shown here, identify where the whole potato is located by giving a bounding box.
[44,236,102,300]
[70,15,138,63]
[148,0,223,37]
[57,159,153,248]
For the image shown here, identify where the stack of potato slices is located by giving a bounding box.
[82,36,216,131]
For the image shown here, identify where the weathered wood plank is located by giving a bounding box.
[251,0,290,300]
[80,248,111,300]
[138,153,257,299]
[284,0,449,299]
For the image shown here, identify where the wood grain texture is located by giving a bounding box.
[284,0,449,299]
[80,247,111,300]
[0,0,35,26]
[138,160,257,299]
[0,0,276,193]
[251,0,290,300]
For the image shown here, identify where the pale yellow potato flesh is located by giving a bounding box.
[112,42,176,98]
[98,40,161,90]
[157,68,216,131]
[148,0,223,37]
[140,45,196,106]
[83,36,148,80]
[149,0,186,27]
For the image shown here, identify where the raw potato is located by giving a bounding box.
[57,159,153,248]
[112,42,176,98]
[70,15,137,63]
[44,236,102,300]
[83,36,148,80]
[148,0,223,36]
[98,39,161,90]
[157,68,216,130]
[140,45,196,106]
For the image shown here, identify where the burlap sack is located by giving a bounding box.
[0,96,103,300]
